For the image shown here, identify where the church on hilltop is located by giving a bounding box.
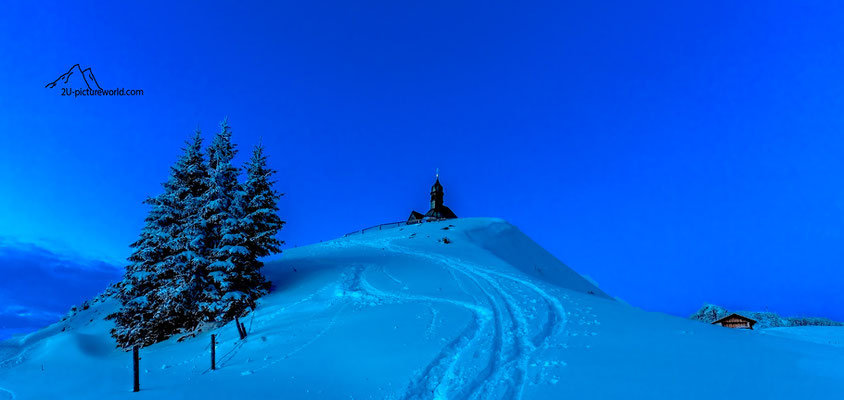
[408,172,458,224]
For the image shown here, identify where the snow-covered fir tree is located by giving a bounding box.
[111,122,283,347]
[163,129,211,328]
[110,131,210,348]
[242,143,286,260]
[211,190,266,321]
[109,191,178,348]
[204,143,285,320]
[200,119,258,321]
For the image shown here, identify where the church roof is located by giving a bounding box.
[424,205,457,219]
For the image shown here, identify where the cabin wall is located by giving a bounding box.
[717,316,753,329]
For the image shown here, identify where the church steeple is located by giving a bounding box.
[430,174,444,210]
[407,169,458,224]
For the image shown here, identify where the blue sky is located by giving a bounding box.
[1,1,844,335]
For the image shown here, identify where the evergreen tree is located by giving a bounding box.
[111,121,284,346]
[163,129,211,327]
[242,144,285,259]
[213,143,287,318]
[208,143,285,320]
[211,190,263,321]
[200,119,250,320]
[110,191,178,348]
[110,131,209,348]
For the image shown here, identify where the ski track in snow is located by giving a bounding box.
[347,236,569,400]
[193,282,344,375]
[249,302,350,375]
[424,305,439,339]
[357,268,490,400]
[259,282,336,322]
[381,265,405,286]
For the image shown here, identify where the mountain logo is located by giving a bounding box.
[45,64,103,90]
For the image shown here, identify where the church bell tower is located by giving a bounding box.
[407,168,458,223]
[430,177,444,210]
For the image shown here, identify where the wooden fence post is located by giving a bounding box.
[236,317,247,340]
[132,346,140,392]
[211,334,216,370]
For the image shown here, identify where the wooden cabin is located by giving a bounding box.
[712,313,757,330]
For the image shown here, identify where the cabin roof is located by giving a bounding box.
[712,313,757,325]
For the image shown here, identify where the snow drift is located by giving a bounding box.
[1,218,843,399]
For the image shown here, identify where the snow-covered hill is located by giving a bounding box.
[1,218,843,399]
